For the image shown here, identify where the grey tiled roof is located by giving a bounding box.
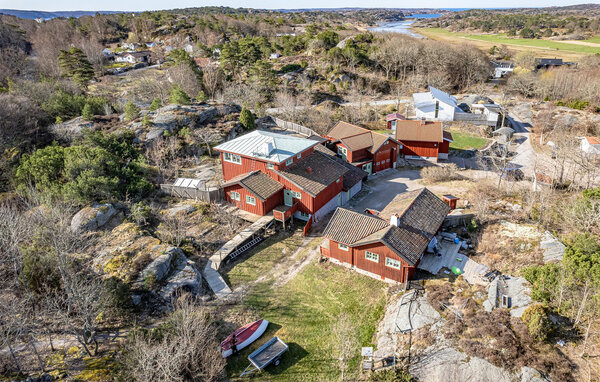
[313,145,367,190]
[222,171,283,201]
[276,152,348,197]
[322,208,389,245]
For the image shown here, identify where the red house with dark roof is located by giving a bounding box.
[321,188,450,283]
[395,120,453,162]
[324,121,400,175]
[386,113,406,130]
[214,130,366,223]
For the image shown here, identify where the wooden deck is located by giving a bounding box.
[209,215,275,271]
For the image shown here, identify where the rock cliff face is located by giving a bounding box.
[51,103,244,146]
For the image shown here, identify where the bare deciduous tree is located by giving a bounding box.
[333,312,358,381]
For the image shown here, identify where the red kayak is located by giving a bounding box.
[220,319,269,358]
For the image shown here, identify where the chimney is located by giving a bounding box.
[306,167,313,174]
[390,215,400,227]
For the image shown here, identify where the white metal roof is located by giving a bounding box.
[428,86,458,107]
[214,130,319,164]
[173,178,202,188]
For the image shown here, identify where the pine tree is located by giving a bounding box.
[169,85,191,105]
[58,47,94,88]
[81,103,94,120]
[149,98,162,111]
[124,101,140,121]
[239,107,256,130]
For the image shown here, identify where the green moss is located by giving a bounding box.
[75,354,117,381]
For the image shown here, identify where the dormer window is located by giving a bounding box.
[286,158,293,166]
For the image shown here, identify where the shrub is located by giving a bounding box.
[124,101,140,121]
[149,97,162,111]
[169,85,191,105]
[239,107,256,130]
[129,201,152,227]
[81,102,94,120]
[102,276,134,318]
[421,164,461,183]
[567,99,589,110]
[280,63,302,73]
[521,304,553,342]
[142,115,152,127]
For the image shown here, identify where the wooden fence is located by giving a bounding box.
[160,184,223,202]
[272,117,320,137]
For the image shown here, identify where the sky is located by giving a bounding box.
[1,0,598,12]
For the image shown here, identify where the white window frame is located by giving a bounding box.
[267,163,274,169]
[230,191,241,201]
[338,146,348,155]
[299,211,310,218]
[291,191,302,199]
[385,257,401,270]
[223,152,242,164]
[336,178,340,183]
[297,153,302,159]
[338,243,349,251]
[246,195,256,206]
[286,158,293,166]
[365,251,379,263]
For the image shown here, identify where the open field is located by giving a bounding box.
[448,130,489,151]
[223,234,387,381]
[416,28,600,60]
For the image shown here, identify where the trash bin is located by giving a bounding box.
[454,238,460,244]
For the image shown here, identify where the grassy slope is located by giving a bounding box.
[223,234,387,381]
[416,28,599,60]
[448,130,488,151]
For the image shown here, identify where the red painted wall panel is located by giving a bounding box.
[440,141,450,154]
[398,140,439,158]
[224,184,282,215]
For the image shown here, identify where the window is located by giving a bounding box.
[223,152,241,164]
[267,163,274,170]
[391,120,397,129]
[336,178,340,183]
[337,146,347,155]
[297,153,302,159]
[338,243,349,251]
[230,191,241,201]
[300,211,310,218]
[286,158,293,166]
[385,257,401,270]
[365,251,379,263]
[291,191,302,199]
[246,196,256,205]
[386,159,390,163]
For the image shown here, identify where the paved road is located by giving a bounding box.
[506,113,536,178]
[265,98,412,114]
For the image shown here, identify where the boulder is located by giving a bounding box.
[162,204,197,217]
[141,247,185,283]
[71,204,118,232]
[159,260,203,301]
[520,367,551,382]
[146,128,167,141]
[152,113,178,131]
[50,117,94,141]
[196,107,219,124]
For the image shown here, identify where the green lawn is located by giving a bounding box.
[223,235,387,381]
[584,36,600,44]
[448,130,488,151]
[418,28,600,55]
[221,230,305,289]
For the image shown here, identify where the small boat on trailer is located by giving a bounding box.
[220,319,269,358]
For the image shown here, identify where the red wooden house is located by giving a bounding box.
[215,130,358,223]
[324,121,400,175]
[320,188,450,284]
[395,120,453,162]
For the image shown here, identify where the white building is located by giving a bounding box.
[413,86,462,122]
[492,61,514,78]
[581,136,600,156]
[471,103,503,127]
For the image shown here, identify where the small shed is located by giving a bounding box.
[386,113,406,130]
[442,194,459,210]
[492,126,515,142]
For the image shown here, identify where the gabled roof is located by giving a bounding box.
[214,130,319,164]
[395,121,444,143]
[322,208,389,245]
[326,121,395,154]
[443,131,454,143]
[413,86,458,110]
[313,145,367,190]
[386,113,406,121]
[585,136,600,145]
[222,171,283,201]
[324,188,451,266]
[276,152,348,197]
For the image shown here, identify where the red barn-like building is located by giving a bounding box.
[324,122,399,175]
[320,188,450,284]
[214,130,364,223]
[395,120,453,162]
